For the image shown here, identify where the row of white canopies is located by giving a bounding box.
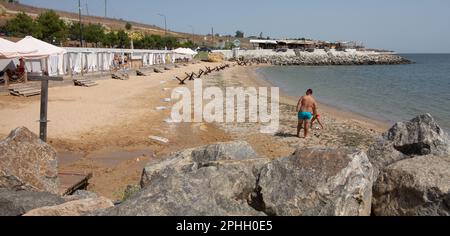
[1,36,197,77]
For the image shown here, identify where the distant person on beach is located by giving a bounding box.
[311,112,324,130]
[297,89,318,138]
[18,58,25,75]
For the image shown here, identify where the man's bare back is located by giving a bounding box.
[299,95,317,113]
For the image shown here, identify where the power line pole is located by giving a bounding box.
[85,0,89,16]
[188,25,194,44]
[158,13,167,36]
[104,0,107,18]
[78,0,83,47]
[211,27,214,42]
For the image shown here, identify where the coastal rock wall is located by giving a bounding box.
[241,53,412,66]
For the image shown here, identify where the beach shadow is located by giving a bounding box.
[275,131,298,138]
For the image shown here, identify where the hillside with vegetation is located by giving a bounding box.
[0,0,251,49]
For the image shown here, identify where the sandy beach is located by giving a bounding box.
[0,62,389,200]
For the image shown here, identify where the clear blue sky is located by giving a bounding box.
[20,0,450,53]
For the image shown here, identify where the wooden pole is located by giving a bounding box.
[39,79,48,142]
[28,75,63,142]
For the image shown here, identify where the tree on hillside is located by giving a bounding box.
[103,31,119,48]
[162,36,178,49]
[150,35,163,48]
[235,30,244,38]
[68,22,82,41]
[125,22,132,30]
[36,10,67,43]
[133,34,183,50]
[178,40,196,49]
[83,23,106,45]
[5,12,40,38]
[116,30,130,48]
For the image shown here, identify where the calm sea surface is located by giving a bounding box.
[257,54,450,131]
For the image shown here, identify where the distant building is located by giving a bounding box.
[276,39,316,50]
[250,39,363,51]
[250,39,317,50]
[249,39,278,49]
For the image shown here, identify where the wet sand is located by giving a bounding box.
[0,62,388,200]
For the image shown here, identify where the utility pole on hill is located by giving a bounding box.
[212,27,214,46]
[78,0,83,47]
[105,0,107,17]
[85,1,89,16]
[158,13,167,36]
[188,25,195,45]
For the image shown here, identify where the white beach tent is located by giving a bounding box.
[172,47,197,56]
[0,37,37,59]
[15,36,67,76]
[172,48,197,61]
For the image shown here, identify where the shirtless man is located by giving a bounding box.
[296,89,318,138]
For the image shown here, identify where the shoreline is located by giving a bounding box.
[253,66,391,132]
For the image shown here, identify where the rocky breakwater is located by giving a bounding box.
[242,52,412,66]
[96,142,374,216]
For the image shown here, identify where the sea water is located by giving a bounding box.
[257,54,450,131]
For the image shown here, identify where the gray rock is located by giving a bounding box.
[383,114,450,156]
[367,140,407,178]
[23,197,114,216]
[73,190,97,199]
[258,148,374,216]
[141,141,259,187]
[0,127,59,194]
[368,114,450,178]
[64,190,98,202]
[373,155,450,216]
[0,188,65,216]
[100,141,269,216]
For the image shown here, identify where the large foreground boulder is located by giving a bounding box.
[23,197,114,216]
[373,155,450,216]
[0,188,65,216]
[100,141,269,216]
[368,114,450,178]
[258,148,374,216]
[0,127,59,194]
